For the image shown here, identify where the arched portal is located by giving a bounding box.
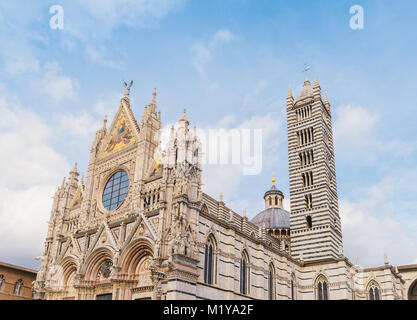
[83,247,114,281]
[119,239,154,274]
[409,279,417,300]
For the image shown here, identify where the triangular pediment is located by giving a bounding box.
[98,101,140,157]
[145,158,163,181]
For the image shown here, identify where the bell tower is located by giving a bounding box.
[286,76,343,262]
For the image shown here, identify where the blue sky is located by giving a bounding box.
[0,0,416,270]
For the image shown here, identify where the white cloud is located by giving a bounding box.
[0,98,69,188]
[0,97,70,269]
[191,28,235,82]
[41,62,79,102]
[212,29,235,44]
[56,112,102,138]
[334,104,417,163]
[85,44,122,69]
[340,175,417,268]
[70,0,183,31]
[201,111,283,205]
[334,105,378,156]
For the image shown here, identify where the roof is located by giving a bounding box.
[251,207,290,229]
[0,261,37,274]
[296,77,314,103]
[398,264,417,271]
[264,184,284,199]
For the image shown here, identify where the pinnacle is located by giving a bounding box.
[313,75,320,88]
[152,88,157,102]
[324,92,329,105]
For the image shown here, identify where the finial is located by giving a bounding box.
[355,257,360,267]
[272,172,276,185]
[72,162,78,172]
[219,192,223,202]
[384,253,389,265]
[123,80,133,96]
[61,177,66,189]
[243,208,247,218]
[287,87,293,98]
[81,174,84,187]
[152,88,157,102]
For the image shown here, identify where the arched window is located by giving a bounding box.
[0,275,4,291]
[306,216,313,229]
[316,276,329,300]
[367,281,381,300]
[14,279,23,296]
[275,196,278,206]
[240,250,250,295]
[268,264,275,300]
[204,234,217,285]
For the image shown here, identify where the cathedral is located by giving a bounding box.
[33,77,417,300]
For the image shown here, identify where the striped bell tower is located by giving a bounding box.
[287,76,343,262]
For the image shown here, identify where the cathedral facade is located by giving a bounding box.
[33,78,417,300]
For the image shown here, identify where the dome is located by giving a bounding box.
[251,207,290,229]
[264,184,283,199]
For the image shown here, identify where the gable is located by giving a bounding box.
[98,102,140,158]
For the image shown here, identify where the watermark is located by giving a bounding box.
[49,5,64,30]
[349,5,364,30]
[161,127,263,176]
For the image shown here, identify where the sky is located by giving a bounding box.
[0,0,416,270]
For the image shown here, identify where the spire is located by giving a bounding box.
[68,163,79,187]
[384,253,389,265]
[286,87,294,108]
[71,162,78,174]
[313,75,320,88]
[219,192,223,203]
[243,208,247,219]
[296,76,314,102]
[324,92,330,111]
[181,108,187,122]
[313,75,321,99]
[287,87,293,99]
[147,88,157,114]
[103,114,107,129]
